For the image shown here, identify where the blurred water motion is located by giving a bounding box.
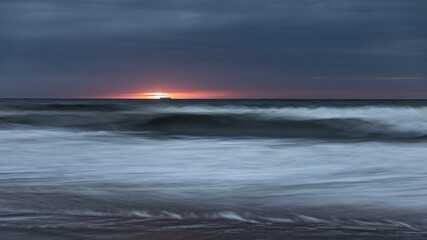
[1,99,427,239]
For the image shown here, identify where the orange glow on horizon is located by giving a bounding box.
[111,91,230,99]
[107,89,427,99]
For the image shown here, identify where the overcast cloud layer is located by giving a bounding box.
[1,0,426,98]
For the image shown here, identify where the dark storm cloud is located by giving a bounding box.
[0,0,426,98]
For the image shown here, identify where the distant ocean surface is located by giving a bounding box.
[1,99,427,239]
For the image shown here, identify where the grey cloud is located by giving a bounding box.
[0,0,426,98]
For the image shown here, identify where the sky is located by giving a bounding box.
[0,0,426,98]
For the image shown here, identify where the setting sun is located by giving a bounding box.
[109,90,233,99]
[143,92,171,99]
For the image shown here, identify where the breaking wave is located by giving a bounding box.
[2,100,427,140]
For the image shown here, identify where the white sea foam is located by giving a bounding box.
[1,128,427,214]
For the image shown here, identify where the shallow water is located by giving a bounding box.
[1,100,427,239]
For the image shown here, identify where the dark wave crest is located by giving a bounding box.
[0,112,422,140]
[141,114,388,138]
[2,100,427,140]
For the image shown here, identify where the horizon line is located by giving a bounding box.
[2,97,427,100]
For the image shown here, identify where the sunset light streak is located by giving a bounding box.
[110,91,231,99]
[143,92,171,99]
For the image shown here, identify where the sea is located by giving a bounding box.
[1,99,427,239]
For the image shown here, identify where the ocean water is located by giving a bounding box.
[1,99,427,239]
